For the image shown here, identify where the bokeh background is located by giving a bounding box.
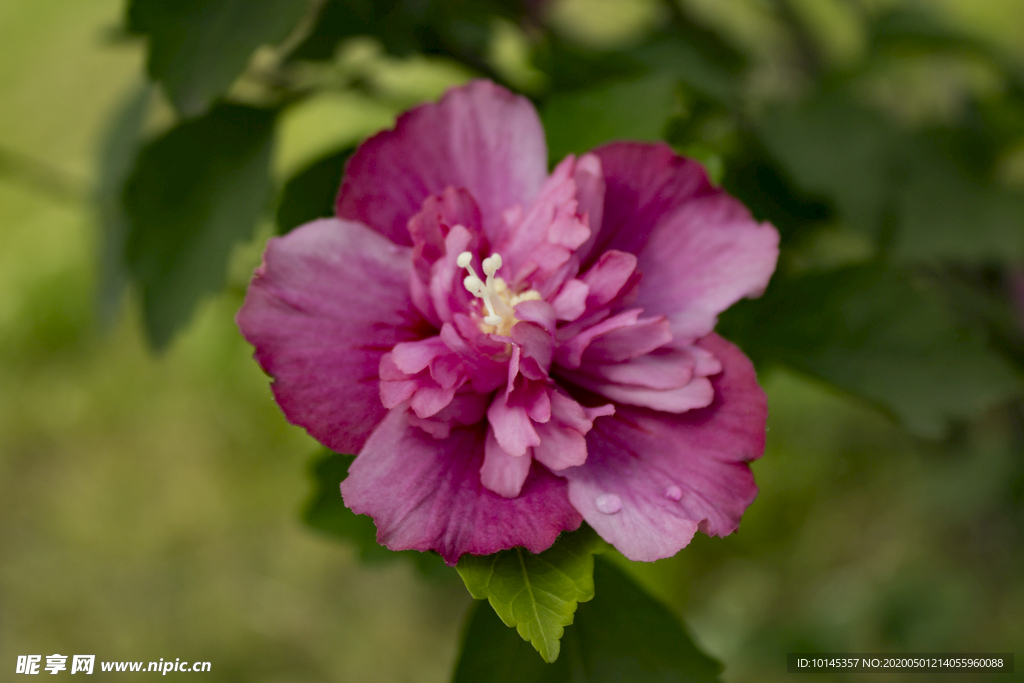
[1,0,1022,681]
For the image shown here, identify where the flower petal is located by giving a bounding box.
[496,155,590,285]
[337,80,548,247]
[487,390,542,457]
[581,250,639,310]
[580,377,715,413]
[532,421,588,471]
[342,409,582,565]
[236,218,425,454]
[592,142,779,341]
[481,428,533,498]
[586,350,696,389]
[561,334,766,561]
[550,279,589,321]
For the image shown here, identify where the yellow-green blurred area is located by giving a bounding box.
[0,1,1022,682]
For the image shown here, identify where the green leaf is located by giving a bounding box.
[757,94,1024,264]
[124,103,275,349]
[721,146,832,245]
[721,265,1022,438]
[128,0,309,117]
[95,81,154,327]
[275,146,353,234]
[452,602,570,683]
[869,6,1024,86]
[456,526,606,663]
[302,450,450,579]
[541,73,679,163]
[632,38,738,106]
[894,139,1024,263]
[451,557,723,682]
[757,94,897,241]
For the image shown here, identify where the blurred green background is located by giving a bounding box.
[1,0,1022,681]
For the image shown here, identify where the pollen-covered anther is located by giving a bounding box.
[457,251,539,335]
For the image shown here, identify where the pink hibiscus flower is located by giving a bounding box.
[237,80,779,565]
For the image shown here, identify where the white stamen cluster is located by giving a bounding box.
[457,251,540,335]
[458,251,512,326]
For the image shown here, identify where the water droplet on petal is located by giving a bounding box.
[595,493,622,514]
[663,485,683,502]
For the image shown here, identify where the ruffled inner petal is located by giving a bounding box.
[481,428,534,498]
[487,390,541,457]
[561,334,767,562]
[592,142,779,343]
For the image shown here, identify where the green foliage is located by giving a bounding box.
[758,95,897,241]
[96,82,154,327]
[759,93,1024,262]
[127,0,309,117]
[123,104,276,349]
[722,265,1022,437]
[894,137,1024,262]
[288,0,524,77]
[275,147,353,234]
[632,38,738,106]
[542,73,680,162]
[452,601,563,683]
[456,525,606,663]
[302,450,450,578]
[452,557,722,682]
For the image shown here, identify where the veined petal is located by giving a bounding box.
[236,218,425,454]
[561,334,766,561]
[592,142,779,342]
[337,80,548,247]
[582,377,715,413]
[341,410,582,565]
[481,428,534,498]
[581,250,639,310]
[487,390,541,457]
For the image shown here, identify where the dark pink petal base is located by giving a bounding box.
[341,410,582,565]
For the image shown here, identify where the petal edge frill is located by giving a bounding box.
[341,409,583,566]
[561,334,767,561]
[236,218,426,454]
[336,80,548,247]
[593,142,780,341]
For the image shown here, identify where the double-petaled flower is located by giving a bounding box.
[238,80,779,565]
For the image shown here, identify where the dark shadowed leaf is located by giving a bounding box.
[756,94,1024,263]
[124,104,275,349]
[275,146,353,234]
[289,0,525,80]
[127,0,309,117]
[542,73,678,163]
[451,557,722,682]
[302,450,451,579]
[456,526,606,663]
[96,81,154,327]
[721,146,833,246]
[633,38,737,105]
[721,265,1022,437]
[757,94,897,241]
[288,0,417,61]
[534,39,645,95]
[452,600,570,683]
[894,139,1024,263]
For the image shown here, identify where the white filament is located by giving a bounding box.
[458,251,510,327]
